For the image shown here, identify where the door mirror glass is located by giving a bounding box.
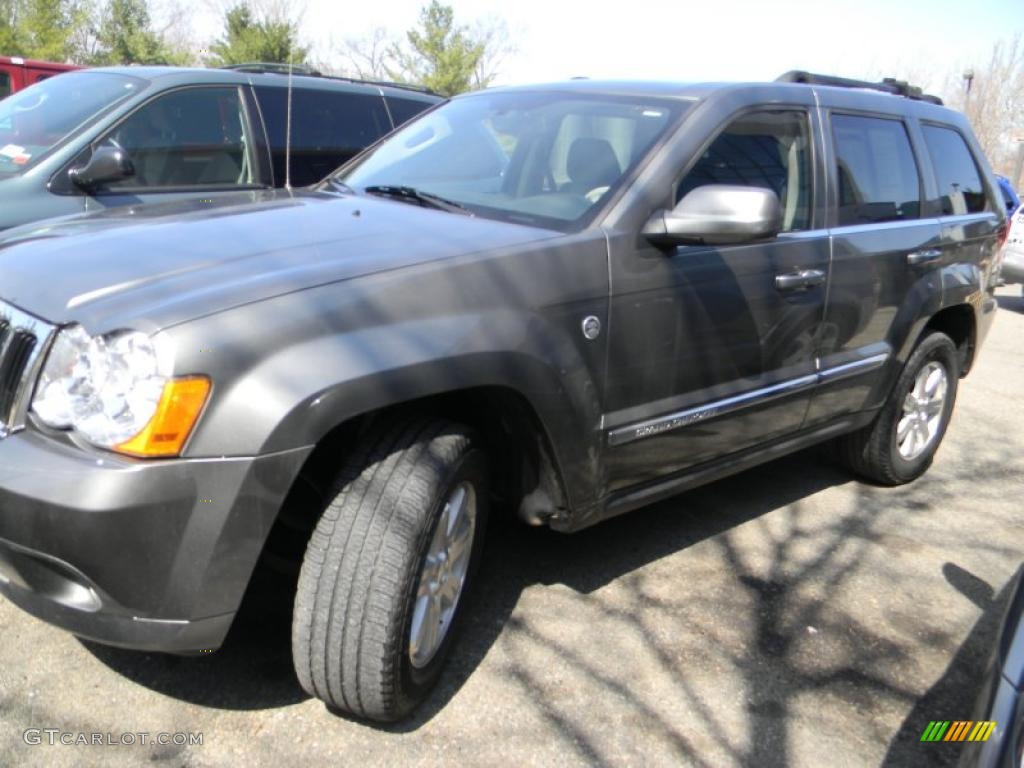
[643,184,782,246]
[69,145,134,190]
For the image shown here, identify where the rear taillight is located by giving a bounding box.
[997,219,1010,249]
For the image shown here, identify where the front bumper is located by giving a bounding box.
[0,428,311,652]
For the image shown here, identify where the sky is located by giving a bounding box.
[190,0,1023,93]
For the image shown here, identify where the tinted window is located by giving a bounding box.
[385,96,434,128]
[832,114,921,225]
[922,124,988,215]
[0,73,10,99]
[102,86,255,189]
[677,110,812,231]
[255,86,390,186]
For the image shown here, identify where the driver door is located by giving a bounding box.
[603,107,830,494]
[82,85,268,211]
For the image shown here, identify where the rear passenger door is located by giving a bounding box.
[254,86,392,186]
[805,111,942,425]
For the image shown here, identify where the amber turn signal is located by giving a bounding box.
[115,377,211,457]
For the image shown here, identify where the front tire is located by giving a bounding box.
[835,331,959,485]
[291,418,488,721]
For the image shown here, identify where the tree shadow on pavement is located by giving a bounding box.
[883,565,1019,768]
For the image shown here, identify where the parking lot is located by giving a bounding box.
[0,287,1021,768]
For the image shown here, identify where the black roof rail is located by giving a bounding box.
[221,62,322,76]
[218,62,439,97]
[776,70,944,106]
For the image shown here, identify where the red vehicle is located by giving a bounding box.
[0,56,81,99]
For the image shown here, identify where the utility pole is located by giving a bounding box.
[962,69,974,113]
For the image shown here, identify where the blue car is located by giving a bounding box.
[997,174,1019,216]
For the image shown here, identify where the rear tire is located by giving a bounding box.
[835,331,959,485]
[291,418,488,721]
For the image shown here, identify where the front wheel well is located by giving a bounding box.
[259,387,567,574]
[923,304,976,376]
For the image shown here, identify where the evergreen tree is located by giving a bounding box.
[211,4,308,66]
[390,2,485,96]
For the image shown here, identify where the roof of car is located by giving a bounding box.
[82,66,440,101]
[475,78,960,119]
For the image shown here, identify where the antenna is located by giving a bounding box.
[284,43,294,190]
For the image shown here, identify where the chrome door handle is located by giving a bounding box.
[907,248,942,265]
[775,268,826,291]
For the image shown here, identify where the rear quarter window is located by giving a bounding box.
[921,124,989,216]
[385,96,435,128]
[255,85,391,186]
[831,113,922,225]
[0,72,10,99]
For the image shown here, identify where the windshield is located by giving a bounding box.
[0,72,145,177]
[337,90,686,230]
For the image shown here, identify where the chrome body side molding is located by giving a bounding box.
[607,353,889,447]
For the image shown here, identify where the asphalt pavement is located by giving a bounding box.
[1,287,1023,768]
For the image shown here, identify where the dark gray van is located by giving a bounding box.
[0,65,438,231]
[0,72,1005,723]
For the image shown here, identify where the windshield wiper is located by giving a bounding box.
[363,185,472,216]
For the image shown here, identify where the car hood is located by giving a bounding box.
[0,189,558,333]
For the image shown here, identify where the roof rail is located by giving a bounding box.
[221,62,322,76]
[218,62,438,97]
[776,70,944,106]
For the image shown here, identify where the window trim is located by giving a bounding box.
[826,109,926,229]
[918,120,993,217]
[670,104,819,234]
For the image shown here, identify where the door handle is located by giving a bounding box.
[775,269,826,291]
[907,248,942,266]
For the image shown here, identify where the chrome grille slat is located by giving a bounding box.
[0,300,57,438]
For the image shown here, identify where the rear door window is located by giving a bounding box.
[102,86,258,189]
[385,96,434,128]
[0,72,10,99]
[831,114,922,225]
[255,86,391,186]
[921,124,989,215]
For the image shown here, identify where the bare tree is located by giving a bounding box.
[335,26,396,80]
[943,35,1024,178]
[469,15,516,89]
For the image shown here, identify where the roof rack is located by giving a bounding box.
[776,70,943,106]
[222,62,322,76]
[218,62,438,97]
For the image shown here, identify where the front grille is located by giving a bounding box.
[0,301,56,438]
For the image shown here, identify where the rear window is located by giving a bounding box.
[921,124,989,215]
[0,72,10,99]
[385,96,434,128]
[255,86,391,186]
[832,114,922,225]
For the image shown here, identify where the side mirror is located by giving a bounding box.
[69,146,134,190]
[643,184,782,247]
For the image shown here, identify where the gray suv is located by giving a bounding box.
[0,72,1004,721]
[0,64,438,230]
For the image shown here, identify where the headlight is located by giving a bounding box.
[31,325,209,456]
